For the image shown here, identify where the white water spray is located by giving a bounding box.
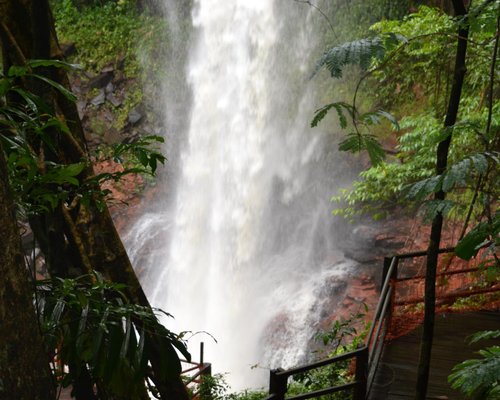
[126,0,357,390]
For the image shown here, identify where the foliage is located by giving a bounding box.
[312,0,416,49]
[52,0,168,75]
[369,6,455,112]
[52,0,171,152]
[291,309,369,400]
[321,4,499,243]
[311,32,404,165]
[449,330,500,399]
[37,273,189,397]
[197,373,232,400]
[0,61,165,214]
[312,34,405,79]
[455,211,500,260]
[0,61,86,213]
[187,372,268,400]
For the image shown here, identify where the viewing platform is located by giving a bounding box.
[368,311,499,399]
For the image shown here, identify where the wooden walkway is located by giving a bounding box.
[368,311,499,400]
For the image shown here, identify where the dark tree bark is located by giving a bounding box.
[415,1,469,399]
[0,141,56,400]
[0,1,189,399]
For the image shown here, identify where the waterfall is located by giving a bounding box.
[126,0,357,390]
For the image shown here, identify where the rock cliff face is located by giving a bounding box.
[64,53,162,231]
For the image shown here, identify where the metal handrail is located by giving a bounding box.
[366,257,396,346]
[183,362,212,386]
[287,382,358,400]
[265,247,460,400]
[273,348,366,378]
[267,346,368,400]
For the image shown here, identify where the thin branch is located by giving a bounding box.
[61,204,95,277]
[293,0,339,40]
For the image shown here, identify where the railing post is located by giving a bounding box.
[353,346,369,400]
[201,363,211,377]
[269,368,287,400]
[199,363,212,400]
[382,257,392,291]
[200,342,204,365]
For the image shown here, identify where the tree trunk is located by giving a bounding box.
[0,141,56,400]
[415,1,469,399]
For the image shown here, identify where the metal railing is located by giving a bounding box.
[268,347,368,400]
[266,254,397,400]
[181,342,212,398]
[266,247,475,400]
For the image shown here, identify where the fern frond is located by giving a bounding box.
[311,101,354,128]
[338,133,385,165]
[312,33,406,79]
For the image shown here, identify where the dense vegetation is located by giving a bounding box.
[312,1,499,399]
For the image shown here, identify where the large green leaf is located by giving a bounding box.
[28,73,77,102]
[449,345,500,398]
[455,215,500,260]
[28,59,82,71]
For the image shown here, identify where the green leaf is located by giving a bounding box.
[469,331,500,344]
[418,199,454,222]
[120,317,132,360]
[406,175,443,200]
[312,33,406,79]
[455,216,500,260]
[449,345,500,398]
[76,304,90,354]
[11,88,40,113]
[0,78,12,97]
[50,298,66,326]
[339,133,385,165]
[7,65,29,77]
[375,110,400,130]
[134,328,147,378]
[311,102,353,128]
[28,74,78,102]
[28,59,82,71]
[314,37,384,78]
[364,135,386,165]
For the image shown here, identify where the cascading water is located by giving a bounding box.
[126,0,359,390]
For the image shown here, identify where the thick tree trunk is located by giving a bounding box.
[0,142,56,400]
[415,1,469,399]
[0,1,189,399]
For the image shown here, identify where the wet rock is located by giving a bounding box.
[344,249,377,264]
[375,233,405,249]
[60,42,76,58]
[128,108,143,125]
[346,294,366,303]
[352,225,377,246]
[90,89,106,106]
[105,82,115,94]
[103,128,121,145]
[106,92,122,107]
[88,70,114,89]
[77,100,87,119]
